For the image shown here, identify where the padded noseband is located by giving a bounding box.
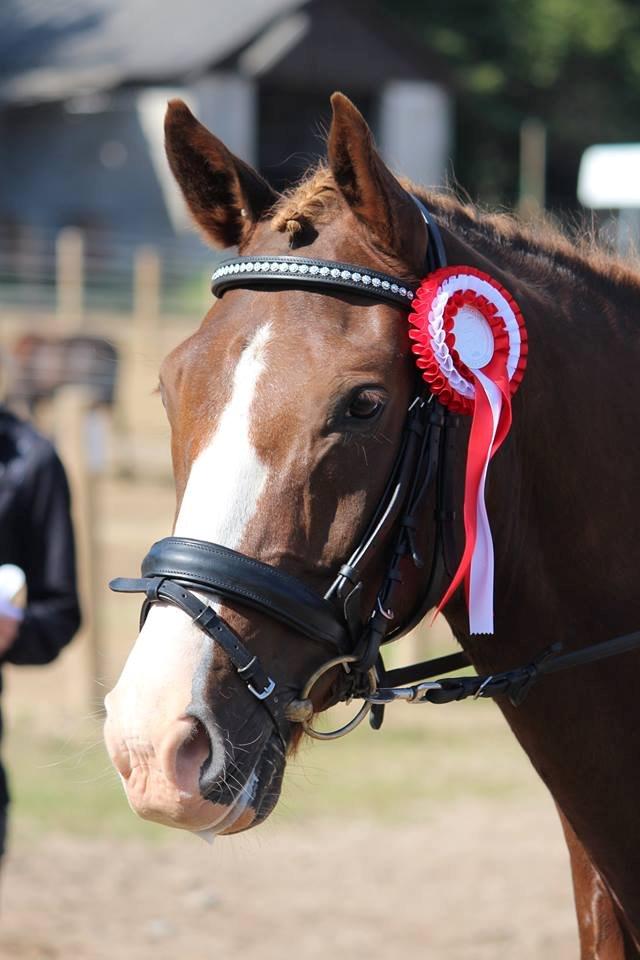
[112,537,350,652]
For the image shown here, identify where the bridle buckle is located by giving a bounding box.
[237,655,277,701]
[247,676,276,701]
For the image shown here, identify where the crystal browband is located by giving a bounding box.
[211,255,417,308]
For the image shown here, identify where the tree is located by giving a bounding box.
[381,0,640,210]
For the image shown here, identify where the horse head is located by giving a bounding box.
[104,93,445,836]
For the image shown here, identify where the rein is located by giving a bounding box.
[110,198,640,743]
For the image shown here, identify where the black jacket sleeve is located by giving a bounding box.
[5,443,81,665]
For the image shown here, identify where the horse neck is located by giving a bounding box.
[437,218,640,668]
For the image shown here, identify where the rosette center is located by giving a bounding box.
[452,305,495,370]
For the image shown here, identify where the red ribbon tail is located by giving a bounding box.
[436,373,496,615]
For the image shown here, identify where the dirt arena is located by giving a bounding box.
[0,799,577,960]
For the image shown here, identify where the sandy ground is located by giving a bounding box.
[0,799,577,960]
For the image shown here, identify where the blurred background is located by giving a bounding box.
[0,1,638,957]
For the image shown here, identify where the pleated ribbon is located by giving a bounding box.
[408,267,527,635]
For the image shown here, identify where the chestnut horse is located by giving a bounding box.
[104,93,640,956]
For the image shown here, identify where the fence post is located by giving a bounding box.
[53,386,105,712]
[56,227,84,333]
[133,246,161,346]
[113,246,163,475]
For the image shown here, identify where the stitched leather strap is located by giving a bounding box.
[133,537,350,652]
[110,575,288,744]
[110,575,276,698]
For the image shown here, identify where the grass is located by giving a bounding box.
[3,697,543,844]
[280,699,539,822]
[4,715,168,843]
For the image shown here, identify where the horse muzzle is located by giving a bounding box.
[104,685,284,835]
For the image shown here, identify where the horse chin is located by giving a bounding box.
[123,765,261,836]
[123,785,233,833]
[116,732,280,835]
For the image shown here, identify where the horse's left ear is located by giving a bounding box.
[328,92,427,273]
[164,99,278,248]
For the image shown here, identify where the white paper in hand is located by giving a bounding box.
[0,564,25,621]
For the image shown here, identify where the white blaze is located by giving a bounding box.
[175,322,271,543]
[107,324,272,814]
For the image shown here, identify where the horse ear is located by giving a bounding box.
[164,99,278,248]
[327,92,427,272]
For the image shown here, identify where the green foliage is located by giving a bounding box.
[381,0,640,207]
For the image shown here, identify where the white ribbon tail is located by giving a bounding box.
[468,370,502,634]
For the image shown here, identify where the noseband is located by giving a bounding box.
[111,197,640,746]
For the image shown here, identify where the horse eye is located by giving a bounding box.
[346,390,385,420]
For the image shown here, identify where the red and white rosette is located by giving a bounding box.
[408,266,528,634]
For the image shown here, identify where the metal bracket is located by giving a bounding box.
[365,680,443,704]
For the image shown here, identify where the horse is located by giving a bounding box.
[4,334,118,414]
[104,92,640,956]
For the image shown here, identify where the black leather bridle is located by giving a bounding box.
[111,197,640,745]
[111,198,457,740]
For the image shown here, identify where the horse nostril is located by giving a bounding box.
[105,733,133,780]
[175,718,211,789]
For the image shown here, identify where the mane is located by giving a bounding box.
[271,163,640,305]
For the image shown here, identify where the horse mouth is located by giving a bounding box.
[216,731,287,835]
[108,714,287,836]
[170,728,286,838]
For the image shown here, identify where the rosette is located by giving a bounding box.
[408,267,528,634]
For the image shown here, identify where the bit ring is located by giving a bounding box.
[286,655,377,741]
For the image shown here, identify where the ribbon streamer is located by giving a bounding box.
[437,361,510,633]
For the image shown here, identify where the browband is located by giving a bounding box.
[211,255,417,308]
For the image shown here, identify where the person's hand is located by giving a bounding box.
[0,616,19,655]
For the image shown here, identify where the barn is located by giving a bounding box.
[0,0,453,257]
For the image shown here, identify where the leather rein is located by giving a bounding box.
[110,198,640,746]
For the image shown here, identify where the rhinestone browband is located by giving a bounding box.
[211,255,417,308]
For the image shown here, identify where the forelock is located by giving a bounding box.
[270,164,343,237]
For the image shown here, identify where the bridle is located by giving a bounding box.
[111,197,453,739]
[111,197,640,747]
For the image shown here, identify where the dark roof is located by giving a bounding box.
[0,0,450,106]
[0,0,308,103]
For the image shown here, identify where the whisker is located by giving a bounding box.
[69,766,121,786]
[31,737,110,771]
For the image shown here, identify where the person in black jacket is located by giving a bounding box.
[0,405,81,856]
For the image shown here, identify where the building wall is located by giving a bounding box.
[0,75,452,253]
[193,73,258,166]
[379,81,452,189]
[0,94,175,250]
